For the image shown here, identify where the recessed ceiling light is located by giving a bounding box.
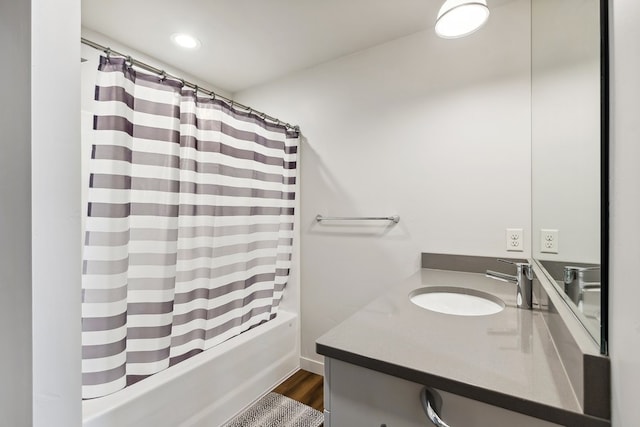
[171,33,201,49]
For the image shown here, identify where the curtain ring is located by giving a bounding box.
[105,48,111,62]
[180,78,185,88]
[248,108,253,115]
[194,85,199,96]
[210,91,216,101]
[159,70,167,82]
[230,100,235,109]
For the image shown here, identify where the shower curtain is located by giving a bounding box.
[81,56,298,399]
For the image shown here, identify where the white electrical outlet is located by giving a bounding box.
[506,228,524,252]
[540,229,559,253]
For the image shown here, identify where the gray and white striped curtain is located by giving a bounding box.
[82,56,298,399]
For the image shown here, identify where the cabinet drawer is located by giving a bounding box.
[326,358,561,427]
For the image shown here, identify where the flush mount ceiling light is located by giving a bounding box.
[435,0,490,39]
[171,33,201,49]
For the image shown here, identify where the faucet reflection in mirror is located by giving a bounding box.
[563,265,601,322]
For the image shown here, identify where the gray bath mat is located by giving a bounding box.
[223,392,324,427]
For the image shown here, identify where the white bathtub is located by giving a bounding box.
[83,310,299,427]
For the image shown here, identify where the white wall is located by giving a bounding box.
[0,1,33,425]
[609,0,640,426]
[1,0,82,425]
[31,0,83,425]
[0,20,125,427]
[236,0,532,370]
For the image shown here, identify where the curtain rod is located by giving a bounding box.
[81,37,300,132]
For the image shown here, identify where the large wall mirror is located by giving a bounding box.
[531,0,608,353]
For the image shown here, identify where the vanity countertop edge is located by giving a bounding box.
[316,268,610,427]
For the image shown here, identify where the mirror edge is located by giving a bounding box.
[600,0,610,356]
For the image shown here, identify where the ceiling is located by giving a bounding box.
[82,0,442,94]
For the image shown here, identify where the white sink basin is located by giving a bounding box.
[410,287,505,316]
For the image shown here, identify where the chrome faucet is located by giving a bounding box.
[486,259,533,309]
[563,265,601,305]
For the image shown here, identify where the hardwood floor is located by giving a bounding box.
[273,369,324,412]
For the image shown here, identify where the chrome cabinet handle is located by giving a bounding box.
[420,387,451,427]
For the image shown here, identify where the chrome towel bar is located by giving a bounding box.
[315,214,400,223]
